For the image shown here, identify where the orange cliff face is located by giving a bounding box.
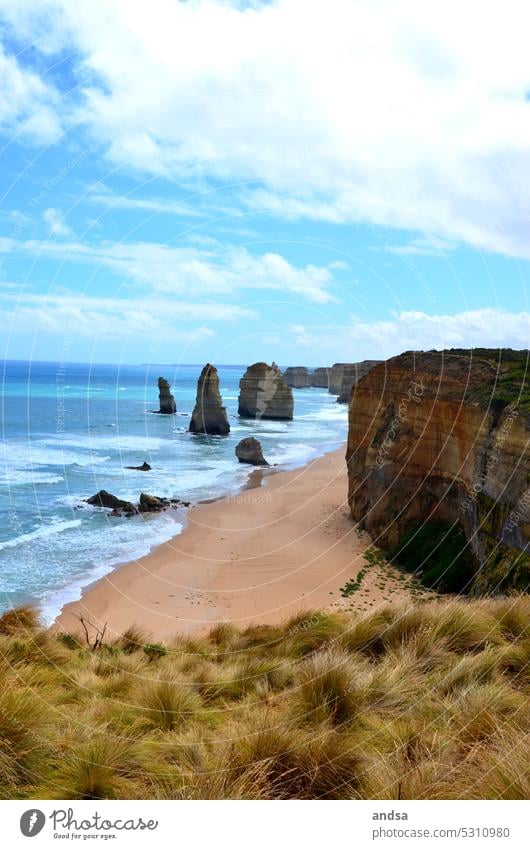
[345,350,530,593]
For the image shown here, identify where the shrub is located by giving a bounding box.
[115,626,150,654]
[432,602,502,652]
[0,606,40,635]
[143,643,167,663]
[49,736,141,799]
[0,685,51,787]
[208,622,239,650]
[292,649,361,727]
[225,722,364,799]
[492,595,530,640]
[281,611,345,657]
[339,608,395,656]
[138,679,202,731]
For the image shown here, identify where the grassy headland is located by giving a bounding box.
[1,597,528,800]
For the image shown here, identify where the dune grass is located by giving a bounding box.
[0,596,528,800]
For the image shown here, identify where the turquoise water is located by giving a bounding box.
[0,361,348,621]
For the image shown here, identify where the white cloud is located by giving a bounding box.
[2,290,255,321]
[43,207,73,237]
[2,0,530,257]
[0,236,339,302]
[375,236,457,257]
[0,43,61,142]
[87,188,202,218]
[290,309,530,361]
[0,289,249,341]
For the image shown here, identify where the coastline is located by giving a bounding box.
[39,440,342,624]
[54,445,416,641]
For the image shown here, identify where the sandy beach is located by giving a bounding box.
[55,447,417,641]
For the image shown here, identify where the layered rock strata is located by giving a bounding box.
[238,362,293,420]
[189,364,230,435]
[346,349,530,592]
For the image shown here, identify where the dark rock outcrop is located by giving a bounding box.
[311,367,330,388]
[238,362,293,420]
[85,490,138,517]
[189,364,230,435]
[125,461,152,471]
[283,366,311,388]
[138,493,190,512]
[235,437,269,466]
[337,360,382,403]
[85,490,189,517]
[346,349,530,593]
[157,377,176,414]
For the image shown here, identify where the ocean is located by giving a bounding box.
[0,360,348,621]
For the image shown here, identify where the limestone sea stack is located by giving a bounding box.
[337,360,382,403]
[311,367,330,388]
[329,363,348,394]
[157,377,176,414]
[189,364,230,435]
[238,362,294,420]
[346,348,530,594]
[235,437,269,465]
[282,366,311,388]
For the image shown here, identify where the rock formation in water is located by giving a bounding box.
[311,367,330,388]
[283,366,311,388]
[125,461,152,471]
[138,493,190,511]
[85,490,138,517]
[346,349,530,593]
[85,490,189,517]
[337,360,382,403]
[157,377,176,414]
[238,362,293,420]
[329,363,348,394]
[235,436,269,465]
[189,364,230,435]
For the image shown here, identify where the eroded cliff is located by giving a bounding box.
[346,349,530,593]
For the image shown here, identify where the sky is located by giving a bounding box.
[0,0,529,366]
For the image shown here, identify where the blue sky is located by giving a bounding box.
[0,0,529,365]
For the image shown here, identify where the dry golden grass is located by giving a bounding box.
[0,596,528,800]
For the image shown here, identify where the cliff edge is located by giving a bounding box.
[346,349,530,593]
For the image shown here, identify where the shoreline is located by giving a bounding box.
[39,440,342,624]
[54,445,419,641]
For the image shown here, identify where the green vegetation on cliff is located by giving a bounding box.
[388,521,530,596]
[1,598,528,800]
[388,522,477,593]
[448,348,530,415]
